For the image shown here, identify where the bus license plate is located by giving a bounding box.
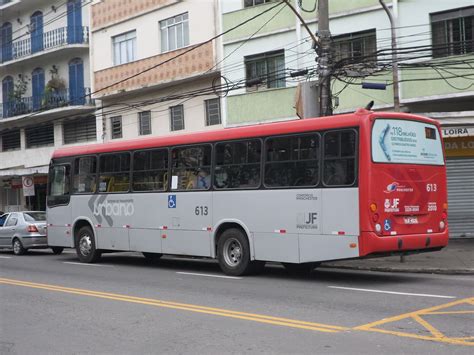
[404,217,418,224]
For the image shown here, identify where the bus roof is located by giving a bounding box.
[52,110,439,159]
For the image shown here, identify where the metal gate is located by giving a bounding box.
[446,158,474,238]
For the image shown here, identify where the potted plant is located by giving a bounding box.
[43,66,66,108]
[8,74,29,115]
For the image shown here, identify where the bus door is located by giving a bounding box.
[163,145,213,257]
[47,163,74,248]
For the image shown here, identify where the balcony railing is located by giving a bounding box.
[1,87,94,119]
[1,26,89,63]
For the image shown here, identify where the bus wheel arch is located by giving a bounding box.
[214,222,264,276]
[73,220,101,263]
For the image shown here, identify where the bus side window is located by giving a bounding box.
[73,156,97,194]
[171,145,211,191]
[47,164,71,207]
[323,130,357,186]
[264,134,319,188]
[214,140,261,189]
[99,153,130,193]
[132,149,168,192]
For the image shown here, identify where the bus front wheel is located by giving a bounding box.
[76,226,101,263]
[217,228,257,276]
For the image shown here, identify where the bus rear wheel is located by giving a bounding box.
[217,228,258,276]
[76,226,101,263]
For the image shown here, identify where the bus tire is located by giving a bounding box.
[283,262,319,275]
[12,238,27,255]
[217,228,254,276]
[76,226,101,263]
[51,247,64,255]
[142,252,162,262]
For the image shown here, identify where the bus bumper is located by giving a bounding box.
[358,230,449,257]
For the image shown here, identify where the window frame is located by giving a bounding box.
[263,132,321,189]
[47,162,72,207]
[131,148,170,193]
[25,123,54,149]
[98,152,131,194]
[244,50,286,90]
[170,104,185,131]
[321,128,358,188]
[205,98,221,126]
[72,155,98,195]
[213,138,263,191]
[138,111,152,136]
[332,29,377,64]
[110,116,123,139]
[160,12,189,53]
[112,30,137,66]
[170,143,212,191]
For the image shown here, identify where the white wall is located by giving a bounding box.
[93,0,217,71]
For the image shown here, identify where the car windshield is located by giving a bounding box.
[23,212,46,222]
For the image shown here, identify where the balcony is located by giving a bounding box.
[1,26,89,64]
[1,87,94,119]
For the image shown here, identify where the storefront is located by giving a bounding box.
[0,174,48,213]
[442,126,474,239]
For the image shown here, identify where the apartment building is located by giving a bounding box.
[0,0,96,212]
[90,0,222,143]
[220,0,473,237]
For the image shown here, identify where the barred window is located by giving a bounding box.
[1,129,20,151]
[98,153,130,192]
[132,149,168,191]
[171,145,211,190]
[431,6,474,58]
[63,116,97,144]
[205,98,221,126]
[111,116,122,139]
[25,124,54,148]
[332,29,377,64]
[323,130,357,186]
[265,134,320,188]
[214,140,261,189]
[73,156,97,194]
[170,105,184,131]
[138,111,152,135]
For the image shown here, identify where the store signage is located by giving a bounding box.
[444,136,474,157]
[442,127,474,138]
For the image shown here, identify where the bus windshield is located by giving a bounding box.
[372,118,444,165]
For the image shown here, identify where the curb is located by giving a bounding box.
[320,264,474,275]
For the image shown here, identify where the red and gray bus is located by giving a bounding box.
[46,109,449,275]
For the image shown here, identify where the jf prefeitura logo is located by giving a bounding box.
[88,195,135,226]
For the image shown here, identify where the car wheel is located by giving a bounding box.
[142,252,162,262]
[217,228,256,276]
[51,247,64,255]
[75,226,101,263]
[12,238,27,255]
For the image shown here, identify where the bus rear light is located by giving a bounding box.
[27,225,38,233]
[442,211,448,220]
[375,223,382,233]
[370,203,377,212]
[349,243,357,248]
[372,213,379,222]
[439,221,445,230]
[443,202,448,210]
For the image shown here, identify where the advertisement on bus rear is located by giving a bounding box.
[372,119,444,165]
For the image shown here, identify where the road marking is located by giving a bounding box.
[355,297,474,346]
[0,277,346,333]
[0,256,12,259]
[176,272,242,280]
[328,286,456,299]
[63,262,113,267]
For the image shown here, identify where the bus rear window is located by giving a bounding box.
[372,119,444,165]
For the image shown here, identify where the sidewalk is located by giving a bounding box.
[321,239,474,275]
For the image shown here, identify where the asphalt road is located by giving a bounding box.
[1,249,473,354]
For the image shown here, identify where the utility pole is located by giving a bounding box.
[317,0,332,116]
[379,0,400,111]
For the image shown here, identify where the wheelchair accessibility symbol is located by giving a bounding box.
[168,195,176,208]
[384,219,392,231]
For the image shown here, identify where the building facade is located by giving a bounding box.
[90,0,223,144]
[0,0,97,212]
[220,0,473,238]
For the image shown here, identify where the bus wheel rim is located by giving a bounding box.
[223,238,242,267]
[79,235,92,256]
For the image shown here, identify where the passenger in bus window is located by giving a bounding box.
[196,169,210,189]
